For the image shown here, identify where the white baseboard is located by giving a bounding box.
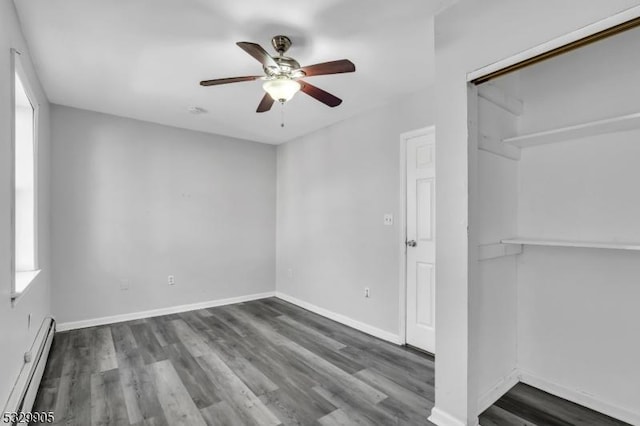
[477,368,520,414]
[57,291,276,331]
[428,407,468,426]
[274,292,403,345]
[519,370,640,426]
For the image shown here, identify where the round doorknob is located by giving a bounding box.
[407,240,417,247]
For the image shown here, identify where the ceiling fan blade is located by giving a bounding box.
[237,42,279,69]
[200,76,261,86]
[299,81,342,107]
[300,59,355,77]
[256,93,275,113]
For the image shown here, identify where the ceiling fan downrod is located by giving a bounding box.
[271,35,292,56]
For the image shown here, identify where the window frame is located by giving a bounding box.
[10,48,41,304]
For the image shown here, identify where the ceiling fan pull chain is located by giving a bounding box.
[281,102,285,128]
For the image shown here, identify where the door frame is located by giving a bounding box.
[398,125,436,347]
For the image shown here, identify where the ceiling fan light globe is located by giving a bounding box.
[263,79,301,103]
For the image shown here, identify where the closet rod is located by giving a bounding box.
[471,16,640,85]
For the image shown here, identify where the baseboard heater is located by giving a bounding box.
[3,317,55,425]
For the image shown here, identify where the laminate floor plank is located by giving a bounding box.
[317,408,363,426]
[147,360,207,426]
[222,305,289,346]
[260,298,411,356]
[90,369,129,426]
[376,396,435,426]
[340,345,435,401]
[177,311,212,334]
[482,383,631,426]
[91,327,118,373]
[311,384,399,426]
[130,415,169,426]
[110,324,137,353]
[258,388,335,426]
[252,299,292,318]
[354,369,431,414]
[144,317,175,347]
[61,329,92,378]
[199,313,244,342]
[41,333,70,381]
[200,317,337,423]
[110,324,145,372]
[195,308,214,318]
[218,307,369,408]
[276,314,346,351]
[229,345,338,424]
[129,323,167,365]
[481,404,538,426]
[212,325,321,392]
[163,342,221,409]
[234,301,282,320]
[118,365,164,425]
[34,298,624,426]
[169,319,214,357]
[196,352,281,426]
[279,343,387,406]
[258,299,374,349]
[206,307,252,338]
[199,400,244,426]
[508,383,629,426]
[204,340,279,397]
[231,305,364,375]
[53,372,91,425]
[250,312,364,376]
[31,378,59,423]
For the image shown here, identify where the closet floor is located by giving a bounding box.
[480,382,631,426]
[31,297,628,425]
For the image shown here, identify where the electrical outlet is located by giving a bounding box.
[365,287,370,298]
[287,268,293,278]
[384,214,393,226]
[168,275,175,285]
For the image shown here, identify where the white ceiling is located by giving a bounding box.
[15,0,444,144]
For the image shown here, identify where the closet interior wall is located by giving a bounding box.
[472,25,640,424]
[472,74,521,413]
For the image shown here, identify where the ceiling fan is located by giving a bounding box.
[200,35,356,113]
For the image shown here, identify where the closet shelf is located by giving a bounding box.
[478,242,523,260]
[503,112,640,147]
[501,238,640,251]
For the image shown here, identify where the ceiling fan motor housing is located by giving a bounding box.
[264,56,303,77]
[263,36,304,78]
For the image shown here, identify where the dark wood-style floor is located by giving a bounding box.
[32,298,629,425]
[480,383,631,426]
[33,298,435,425]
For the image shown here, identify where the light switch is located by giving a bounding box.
[384,214,393,226]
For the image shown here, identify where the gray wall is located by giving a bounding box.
[0,1,52,408]
[51,105,276,324]
[276,88,435,336]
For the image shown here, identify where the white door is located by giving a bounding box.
[405,128,436,353]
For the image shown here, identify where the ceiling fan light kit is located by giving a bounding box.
[199,35,355,113]
[262,78,301,103]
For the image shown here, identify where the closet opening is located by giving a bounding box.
[469,16,640,426]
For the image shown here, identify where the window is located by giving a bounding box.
[12,50,40,299]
